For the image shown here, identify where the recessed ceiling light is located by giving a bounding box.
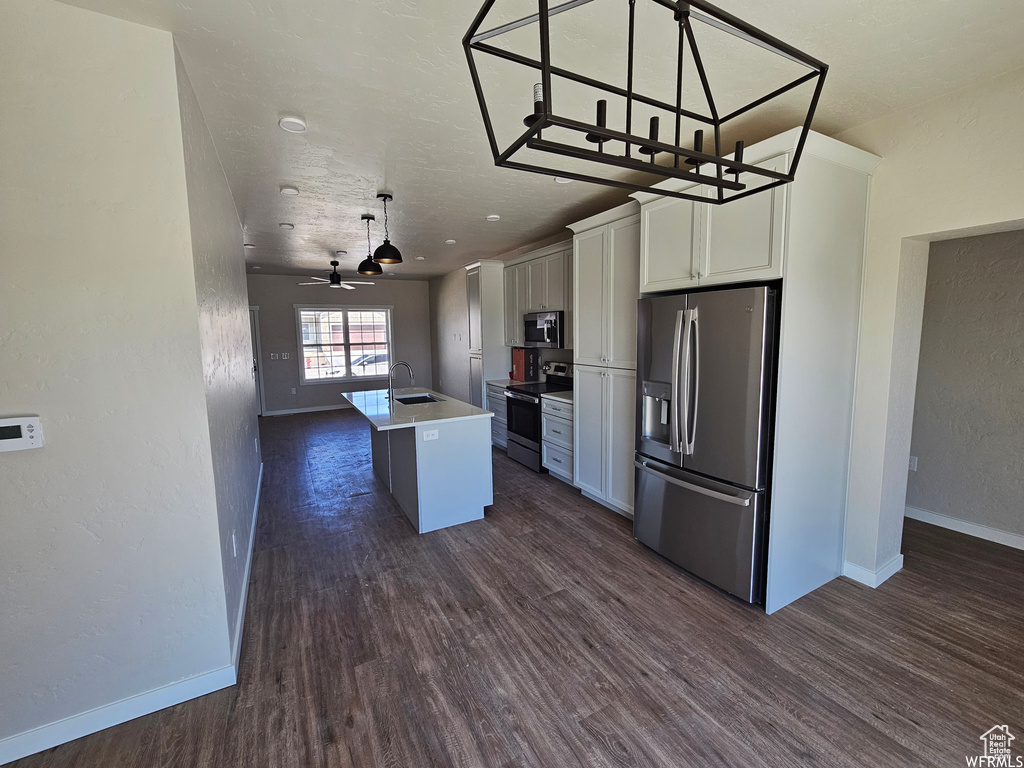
[444,239,457,245]
[243,243,256,249]
[486,214,500,222]
[280,185,299,196]
[278,116,306,133]
[554,177,573,184]
[279,223,294,229]
[251,265,261,270]
[415,256,426,261]
[335,250,347,256]
[388,273,396,277]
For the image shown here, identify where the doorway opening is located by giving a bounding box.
[901,229,1024,555]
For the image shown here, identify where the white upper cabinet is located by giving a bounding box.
[571,204,640,370]
[528,258,546,312]
[527,251,566,312]
[544,252,565,311]
[572,227,607,367]
[701,155,787,286]
[637,153,789,293]
[606,217,640,370]
[640,193,700,293]
[503,242,573,346]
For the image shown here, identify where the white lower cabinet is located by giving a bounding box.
[541,395,574,483]
[574,365,635,516]
[486,384,507,448]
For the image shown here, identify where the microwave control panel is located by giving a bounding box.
[0,416,44,452]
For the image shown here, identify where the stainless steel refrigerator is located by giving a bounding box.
[633,284,778,604]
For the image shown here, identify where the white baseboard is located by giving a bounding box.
[843,554,904,588]
[232,462,263,668]
[581,489,634,520]
[0,666,236,766]
[905,505,1024,551]
[262,403,352,417]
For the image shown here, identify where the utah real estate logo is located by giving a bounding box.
[967,726,1022,767]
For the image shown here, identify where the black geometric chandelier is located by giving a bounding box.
[463,0,827,204]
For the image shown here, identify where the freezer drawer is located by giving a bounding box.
[633,457,765,603]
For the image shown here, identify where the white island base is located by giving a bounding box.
[342,388,494,534]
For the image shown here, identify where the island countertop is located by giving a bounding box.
[340,387,494,432]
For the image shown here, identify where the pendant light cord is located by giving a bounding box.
[382,198,390,240]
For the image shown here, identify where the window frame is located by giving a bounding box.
[293,304,395,385]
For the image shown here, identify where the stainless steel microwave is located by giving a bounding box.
[523,311,564,348]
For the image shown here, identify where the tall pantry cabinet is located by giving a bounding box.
[569,202,640,517]
[465,261,507,408]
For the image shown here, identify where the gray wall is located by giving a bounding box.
[429,268,471,402]
[907,230,1024,535]
[175,47,262,655]
[246,275,433,413]
[0,0,230,743]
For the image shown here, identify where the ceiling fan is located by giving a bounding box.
[298,258,375,290]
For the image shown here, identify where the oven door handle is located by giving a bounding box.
[504,390,540,404]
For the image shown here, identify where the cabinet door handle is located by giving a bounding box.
[552,429,562,434]
[552,457,562,463]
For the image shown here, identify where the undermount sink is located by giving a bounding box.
[394,394,441,405]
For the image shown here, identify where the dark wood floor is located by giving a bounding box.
[16,410,1024,767]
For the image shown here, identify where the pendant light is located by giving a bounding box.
[372,193,403,264]
[357,214,383,276]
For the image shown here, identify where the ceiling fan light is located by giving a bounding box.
[357,257,383,276]
[373,240,403,264]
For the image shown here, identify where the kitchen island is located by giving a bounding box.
[340,387,494,533]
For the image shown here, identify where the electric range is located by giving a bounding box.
[504,363,573,473]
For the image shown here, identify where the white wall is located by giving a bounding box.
[836,66,1024,575]
[246,275,433,413]
[0,0,231,749]
[175,47,262,657]
[907,231,1024,536]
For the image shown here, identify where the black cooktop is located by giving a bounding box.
[506,376,572,396]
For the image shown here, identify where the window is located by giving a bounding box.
[297,307,391,382]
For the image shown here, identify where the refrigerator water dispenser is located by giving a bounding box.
[641,380,671,446]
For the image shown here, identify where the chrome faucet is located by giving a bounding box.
[388,361,415,403]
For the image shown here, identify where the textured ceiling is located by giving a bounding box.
[60,0,1024,279]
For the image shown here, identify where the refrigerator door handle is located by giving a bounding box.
[670,309,685,454]
[684,308,699,454]
[634,460,751,507]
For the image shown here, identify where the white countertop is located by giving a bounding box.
[541,390,574,403]
[340,387,494,432]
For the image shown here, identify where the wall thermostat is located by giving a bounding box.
[0,416,44,452]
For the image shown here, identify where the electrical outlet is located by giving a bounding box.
[423,429,439,441]
[232,531,238,558]
[271,353,279,360]
[281,352,289,359]
[908,455,918,471]
[291,387,297,395]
